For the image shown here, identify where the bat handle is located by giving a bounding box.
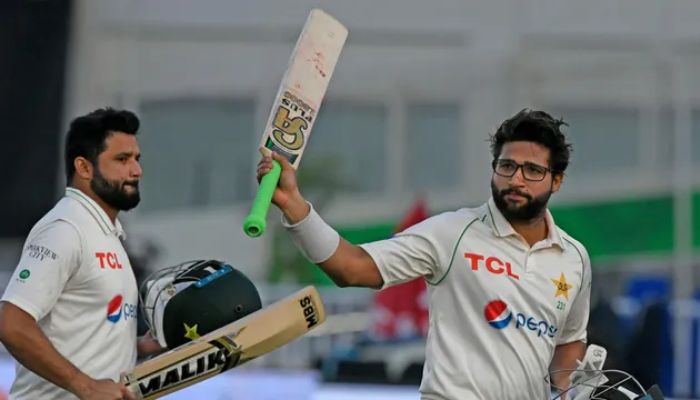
[243,160,282,237]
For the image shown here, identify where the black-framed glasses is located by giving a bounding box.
[492,159,551,182]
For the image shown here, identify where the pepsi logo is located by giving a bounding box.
[106,295,123,323]
[484,300,513,329]
[483,299,558,339]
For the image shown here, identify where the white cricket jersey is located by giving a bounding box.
[2,188,138,400]
[360,198,592,400]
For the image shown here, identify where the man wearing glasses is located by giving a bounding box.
[257,108,591,400]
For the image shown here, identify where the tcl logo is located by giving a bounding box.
[464,253,519,280]
[95,252,123,269]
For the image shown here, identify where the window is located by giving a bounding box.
[138,99,256,211]
[657,107,674,169]
[692,109,700,165]
[406,104,461,191]
[304,103,387,194]
[551,108,640,177]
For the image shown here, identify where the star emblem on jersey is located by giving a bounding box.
[551,273,573,299]
[183,323,201,341]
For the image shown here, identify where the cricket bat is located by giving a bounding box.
[121,286,326,399]
[243,9,348,237]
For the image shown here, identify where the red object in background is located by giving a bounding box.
[369,198,430,341]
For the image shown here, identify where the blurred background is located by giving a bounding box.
[3,0,700,398]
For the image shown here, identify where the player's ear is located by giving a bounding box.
[73,157,93,180]
[551,172,563,193]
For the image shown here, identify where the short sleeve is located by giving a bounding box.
[557,245,592,345]
[1,220,82,320]
[360,212,474,289]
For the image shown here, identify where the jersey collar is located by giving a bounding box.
[66,187,126,239]
[486,197,563,249]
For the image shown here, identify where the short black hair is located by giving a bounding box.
[489,108,572,174]
[64,108,140,181]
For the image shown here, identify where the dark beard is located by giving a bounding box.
[490,180,550,222]
[91,168,140,211]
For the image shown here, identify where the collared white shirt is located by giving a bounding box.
[361,198,592,400]
[2,188,138,400]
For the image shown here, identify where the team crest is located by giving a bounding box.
[551,272,573,300]
[183,323,201,341]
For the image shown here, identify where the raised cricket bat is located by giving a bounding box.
[121,286,326,399]
[243,9,348,237]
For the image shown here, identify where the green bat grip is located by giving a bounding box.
[243,160,282,237]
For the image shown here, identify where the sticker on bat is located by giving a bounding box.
[299,295,319,328]
[265,91,318,159]
[136,337,240,397]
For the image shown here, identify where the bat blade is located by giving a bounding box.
[259,8,347,167]
[121,286,326,399]
[243,9,348,237]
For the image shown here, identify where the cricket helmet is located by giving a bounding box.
[140,259,262,349]
[548,344,666,400]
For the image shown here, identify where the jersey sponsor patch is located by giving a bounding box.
[484,300,512,329]
[464,252,520,280]
[96,252,124,269]
[24,244,58,262]
[107,295,124,323]
[483,299,558,338]
[14,269,32,283]
[107,294,138,323]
